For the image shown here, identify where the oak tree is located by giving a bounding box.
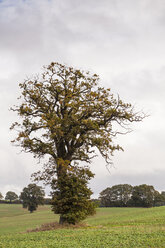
[11,62,145,223]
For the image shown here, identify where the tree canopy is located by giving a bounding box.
[11,62,145,168]
[11,62,145,223]
[20,184,45,213]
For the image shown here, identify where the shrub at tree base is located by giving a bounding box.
[51,165,96,224]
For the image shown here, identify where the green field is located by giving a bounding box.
[1,204,165,247]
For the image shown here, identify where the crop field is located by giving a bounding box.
[1,205,165,247]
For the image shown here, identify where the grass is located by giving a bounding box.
[0,204,57,235]
[1,204,165,247]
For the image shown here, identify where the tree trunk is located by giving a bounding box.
[59,215,67,225]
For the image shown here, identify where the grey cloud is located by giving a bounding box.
[0,0,165,196]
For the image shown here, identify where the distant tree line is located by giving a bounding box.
[1,183,165,211]
[99,184,165,208]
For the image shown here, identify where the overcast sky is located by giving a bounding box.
[0,0,165,198]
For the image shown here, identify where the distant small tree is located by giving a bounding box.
[161,191,165,197]
[99,187,112,207]
[99,184,133,207]
[0,192,3,200]
[131,184,158,208]
[154,191,165,207]
[161,192,165,205]
[5,191,18,203]
[20,184,45,213]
